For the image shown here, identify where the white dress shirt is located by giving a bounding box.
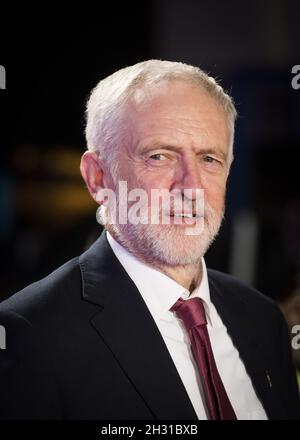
[106,231,267,420]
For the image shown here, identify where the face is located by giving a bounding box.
[106,80,232,266]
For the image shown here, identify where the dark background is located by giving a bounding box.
[0,1,299,315]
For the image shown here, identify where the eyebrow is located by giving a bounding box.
[143,143,228,162]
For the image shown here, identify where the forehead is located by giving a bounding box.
[125,80,230,151]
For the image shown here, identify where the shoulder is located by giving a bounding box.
[207,268,294,371]
[0,261,79,419]
[207,268,284,322]
[0,257,82,326]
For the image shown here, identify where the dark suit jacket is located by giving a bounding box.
[0,232,299,419]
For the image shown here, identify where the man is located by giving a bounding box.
[0,60,299,420]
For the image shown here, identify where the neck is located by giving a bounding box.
[155,261,203,293]
[107,228,203,293]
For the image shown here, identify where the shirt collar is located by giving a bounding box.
[106,231,214,326]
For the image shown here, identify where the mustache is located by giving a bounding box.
[113,190,224,222]
[157,200,218,218]
[116,196,219,215]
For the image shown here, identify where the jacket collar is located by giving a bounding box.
[79,230,198,419]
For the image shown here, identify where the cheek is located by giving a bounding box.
[117,159,140,188]
[136,168,174,191]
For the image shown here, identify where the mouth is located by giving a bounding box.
[166,211,203,226]
[171,212,197,219]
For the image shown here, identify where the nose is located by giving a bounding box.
[171,156,204,201]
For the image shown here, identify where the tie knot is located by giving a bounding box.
[170,297,207,331]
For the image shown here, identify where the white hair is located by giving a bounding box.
[85,59,237,178]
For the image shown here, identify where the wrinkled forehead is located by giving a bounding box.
[121,80,231,151]
[129,79,217,111]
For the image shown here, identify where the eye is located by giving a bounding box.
[203,155,218,163]
[202,155,225,172]
[149,153,167,161]
[203,155,223,166]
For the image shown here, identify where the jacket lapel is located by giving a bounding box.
[208,273,279,419]
[79,231,198,419]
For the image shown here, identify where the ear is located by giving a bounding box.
[80,150,106,203]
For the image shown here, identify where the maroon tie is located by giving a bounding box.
[170,297,237,420]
